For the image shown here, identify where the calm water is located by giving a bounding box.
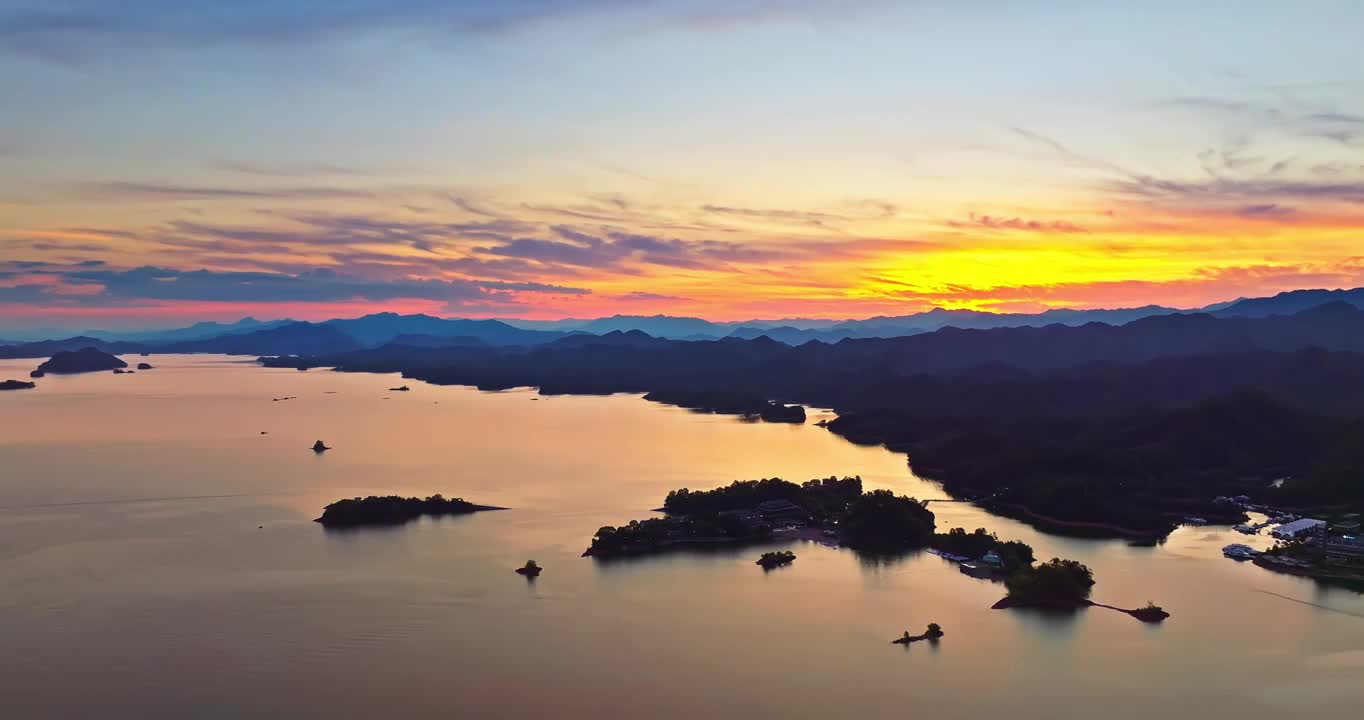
[2,355,1362,718]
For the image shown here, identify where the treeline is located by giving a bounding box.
[930,528,1035,571]
[663,477,862,520]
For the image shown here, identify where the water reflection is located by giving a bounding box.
[1,354,1363,719]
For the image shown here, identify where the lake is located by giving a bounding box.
[2,354,1362,718]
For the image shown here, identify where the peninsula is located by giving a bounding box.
[251,304,1364,539]
[0,379,36,391]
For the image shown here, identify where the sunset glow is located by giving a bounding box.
[2,1,1362,329]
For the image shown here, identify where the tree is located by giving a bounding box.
[841,490,936,551]
[1004,557,1095,605]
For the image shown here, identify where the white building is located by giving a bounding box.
[1270,518,1326,540]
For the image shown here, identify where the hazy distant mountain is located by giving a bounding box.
[99,317,293,343]
[384,334,489,349]
[725,326,855,344]
[322,313,564,347]
[0,336,146,359]
[8,286,1364,352]
[548,329,668,349]
[160,322,363,356]
[1212,288,1364,318]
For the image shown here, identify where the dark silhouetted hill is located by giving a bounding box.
[36,347,128,374]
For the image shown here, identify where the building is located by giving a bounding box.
[1270,518,1327,540]
[754,499,807,521]
[1324,531,1364,567]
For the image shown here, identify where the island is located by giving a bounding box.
[35,347,127,375]
[315,494,503,528]
[137,362,153,370]
[312,440,331,452]
[756,550,795,569]
[389,385,410,391]
[993,557,1169,622]
[515,560,542,577]
[1,379,36,391]
[892,623,943,645]
[585,476,937,558]
[993,558,1095,610]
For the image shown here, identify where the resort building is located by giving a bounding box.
[1270,518,1327,540]
[1324,533,1364,566]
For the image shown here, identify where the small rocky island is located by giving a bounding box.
[1,379,36,391]
[892,623,943,645]
[311,440,331,453]
[35,347,127,375]
[137,362,153,370]
[515,560,542,577]
[315,494,503,528]
[389,385,410,392]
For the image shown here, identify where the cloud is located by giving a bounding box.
[476,227,787,270]
[1103,175,1364,206]
[701,204,851,227]
[214,160,375,178]
[947,213,1088,233]
[0,0,890,65]
[614,291,686,302]
[0,262,589,309]
[74,181,374,201]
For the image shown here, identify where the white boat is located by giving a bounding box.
[1222,543,1259,560]
[1234,524,1257,535]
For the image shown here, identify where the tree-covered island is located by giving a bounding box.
[315,494,503,528]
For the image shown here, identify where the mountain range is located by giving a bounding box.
[2,286,1364,360]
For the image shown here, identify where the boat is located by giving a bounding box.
[1234,524,1257,535]
[1222,544,1259,560]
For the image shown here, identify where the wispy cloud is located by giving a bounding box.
[0,263,589,308]
[947,213,1088,233]
[73,181,374,201]
[0,0,891,65]
[214,159,376,178]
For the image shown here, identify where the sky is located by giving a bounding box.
[2,0,1363,329]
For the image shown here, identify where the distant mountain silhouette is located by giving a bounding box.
[92,317,294,343]
[160,322,362,356]
[570,314,724,338]
[255,302,1364,534]
[321,313,565,347]
[1212,287,1364,318]
[0,337,144,359]
[384,333,489,349]
[548,329,666,349]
